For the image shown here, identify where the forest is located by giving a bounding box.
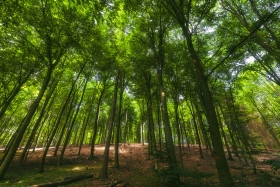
[0,0,280,186]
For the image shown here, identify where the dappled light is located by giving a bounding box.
[1,0,280,186]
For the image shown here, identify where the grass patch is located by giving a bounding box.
[0,164,98,186]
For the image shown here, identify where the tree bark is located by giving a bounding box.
[88,79,107,160]
[0,66,53,179]
[19,78,59,164]
[101,70,120,178]
[250,96,280,149]
[123,109,128,146]
[193,101,214,157]
[78,116,89,156]
[173,99,184,166]
[216,106,234,160]
[115,71,125,168]
[58,78,89,166]
[164,1,233,184]
[53,102,75,157]
[148,12,177,169]
[188,101,203,159]
[0,69,33,120]
[40,64,84,172]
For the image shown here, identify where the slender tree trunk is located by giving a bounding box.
[180,113,190,148]
[88,80,107,160]
[78,93,96,156]
[0,105,20,138]
[40,65,84,172]
[0,70,33,120]
[216,107,233,160]
[101,70,119,178]
[155,37,177,170]
[115,72,125,169]
[193,102,214,157]
[174,101,184,166]
[147,5,177,169]
[53,103,75,157]
[0,126,20,165]
[157,91,162,151]
[123,109,128,146]
[181,26,232,185]
[250,96,280,149]
[142,70,159,168]
[0,66,53,179]
[164,1,233,184]
[78,116,88,156]
[219,102,242,161]
[32,115,46,152]
[19,79,59,165]
[141,101,145,146]
[189,101,203,159]
[58,78,88,166]
[146,95,159,168]
[25,93,56,161]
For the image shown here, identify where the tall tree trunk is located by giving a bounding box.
[182,25,232,187]
[0,66,53,179]
[78,93,96,156]
[58,78,89,166]
[0,70,33,120]
[53,103,75,157]
[123,109,128,146]
[40,64,84,172]
[88,80,107,160]
[157,90,162,151]
[0,104,20,137]
[101,70,119,178]
[193,101,214,157]
[142,70,159,168]
[32,114,47,152]
[180,111,190,148]
[25,91,56,161]
[78,116,88,156]
[216,106,233,160]
[174,100,184,166]
[153,25,177,171]
[250,96,280,149]
[146,4,177,169]
[19,78,59,165]
[115,72,125,169]
[188,101,203,159]
[141,100,145,146]
[226,87,255,171]
[165,1,233,184]
[221,102,242,162]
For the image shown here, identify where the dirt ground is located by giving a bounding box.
[2,143,280,186]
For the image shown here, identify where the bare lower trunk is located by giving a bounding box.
[19,79,59,164]
[0,66,53,179]
[88,81,107,160]
[101,70,119,178]
[216,107,233,160]
[58,78,88,166]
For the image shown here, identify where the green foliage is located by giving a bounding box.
[0,0,280,185]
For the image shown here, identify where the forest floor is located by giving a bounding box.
[0,143,280,186]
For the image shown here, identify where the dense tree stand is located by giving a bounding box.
[1,0,280,186]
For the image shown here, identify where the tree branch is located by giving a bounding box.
[206,4,280,79]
